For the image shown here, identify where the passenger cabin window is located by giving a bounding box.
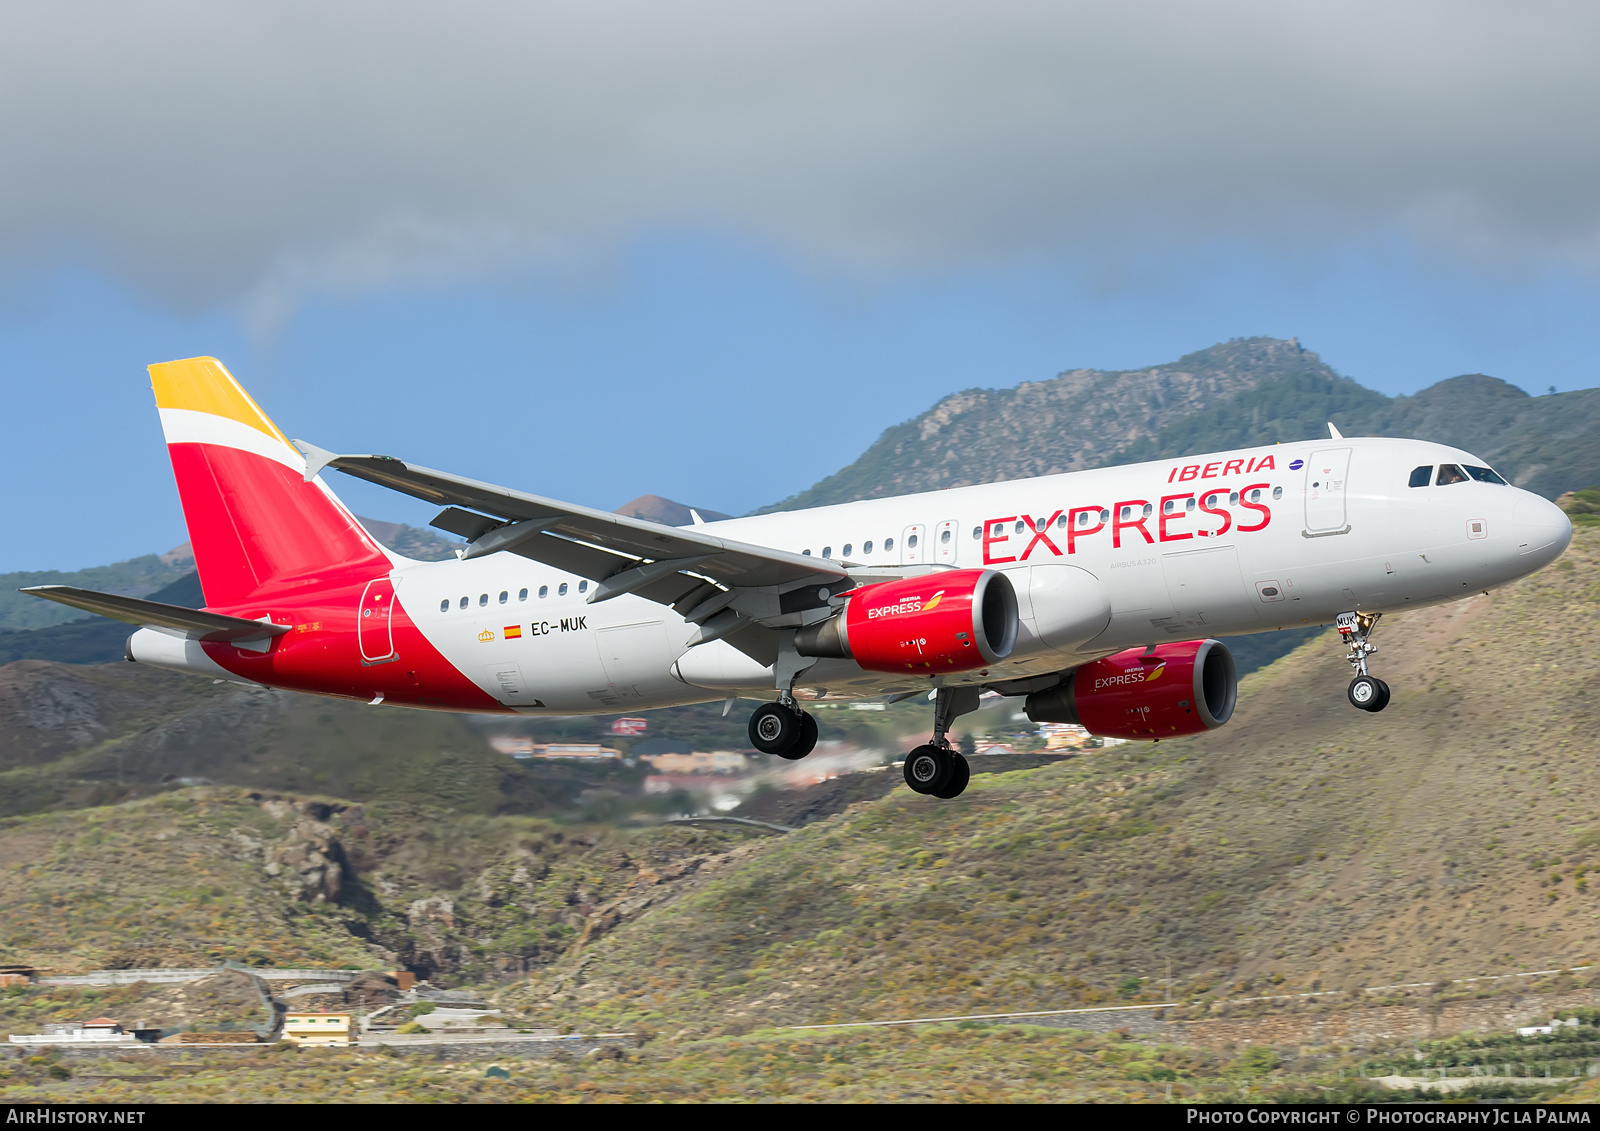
[1013,520,1025,534]
[908,534,919,548]
[578,580,588,593]
[940,529,951,544]
[1056,514,1067,528]
[884,537,895,552]
[863,541,873,554]
[558,582,568,596]
[821,546,832,558]
[1272,487,1282,500]
[499,591,508,604]
[1436,464,1468,486]
[439,599,449,613]
[519,588,528,601]
[1409,466,1433,488]
[1465,465,1507,485]
[842,544,852,557]
[539,585,548,598]
[972,526,982,539]
[459,596,469,610]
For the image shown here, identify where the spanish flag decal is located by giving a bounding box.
[504,624,523,639]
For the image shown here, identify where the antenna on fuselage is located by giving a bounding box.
[1327,422,1344,439]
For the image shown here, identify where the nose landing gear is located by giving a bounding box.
[1338,611,1391,712]
[903,686,979,799]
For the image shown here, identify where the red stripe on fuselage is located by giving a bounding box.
[199,577,508,712]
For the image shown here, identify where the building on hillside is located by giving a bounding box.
[0,965,36,987]
[609,717,648,736]
[640,750,750,775]
[972,741,1018,757]
[487,735,621,761]
[1037,723,1093,751]
[283,1011,354,1047]
[9,1018,146,1046]
[528,743,621,761]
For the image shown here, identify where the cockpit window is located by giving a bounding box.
[1435,464,1468,486]
[1409,466,1433,488]
[1464,464,1507,485]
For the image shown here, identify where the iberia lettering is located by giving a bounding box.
[1166,453,1275,483]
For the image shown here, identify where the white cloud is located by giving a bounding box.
[3,0,1598,311]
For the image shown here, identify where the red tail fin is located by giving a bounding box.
[150,357,393,608]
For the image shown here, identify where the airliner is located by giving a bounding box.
[26,358,1572,799]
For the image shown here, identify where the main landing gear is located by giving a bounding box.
[748,699,818,761]
[903,686,980,800]
[1337,610,1391,713]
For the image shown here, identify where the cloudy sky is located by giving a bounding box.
[5,1,1600,570]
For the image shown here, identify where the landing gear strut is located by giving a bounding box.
[1337,611,1391,713]
[903,686,978,799]
[749,637,820,760]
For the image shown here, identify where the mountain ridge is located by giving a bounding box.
[759,338,1600,512]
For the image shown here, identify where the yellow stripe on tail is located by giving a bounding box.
[149,357,290,445]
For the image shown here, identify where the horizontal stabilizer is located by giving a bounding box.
[20,586,291,642]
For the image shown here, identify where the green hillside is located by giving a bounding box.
[0,552,193,632]
[762,338,1600,512]
[498,525,1600,1034]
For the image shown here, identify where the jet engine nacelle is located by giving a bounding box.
[1024,638,1236,739]
[795,569,1018,674]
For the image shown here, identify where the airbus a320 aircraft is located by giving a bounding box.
[28,358,1572,799]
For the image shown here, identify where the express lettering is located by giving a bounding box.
[979,475,1274,563]
[868,600,924,619]
[1094,670,1149,690]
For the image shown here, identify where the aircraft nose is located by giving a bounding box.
[1513,493,1572,566]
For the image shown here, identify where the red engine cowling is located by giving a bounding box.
[794,569,1018,674]
[1024,639,1236,739]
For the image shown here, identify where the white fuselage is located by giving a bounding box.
[396,437,1572,713]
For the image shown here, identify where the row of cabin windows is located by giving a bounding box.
[439,579,589,613]
[798,488,1287,556]
[802,536,900,559]
[1408,463,1508,488]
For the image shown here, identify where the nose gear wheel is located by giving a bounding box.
[1337,611,1390,713]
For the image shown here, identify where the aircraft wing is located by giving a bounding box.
[21,586,290,642]
[294,443,848,618]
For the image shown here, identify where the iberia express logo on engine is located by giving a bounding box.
[867,590,944,620]
[1093,661,1165,691]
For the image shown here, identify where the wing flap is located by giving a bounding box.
[21,586,291,641]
